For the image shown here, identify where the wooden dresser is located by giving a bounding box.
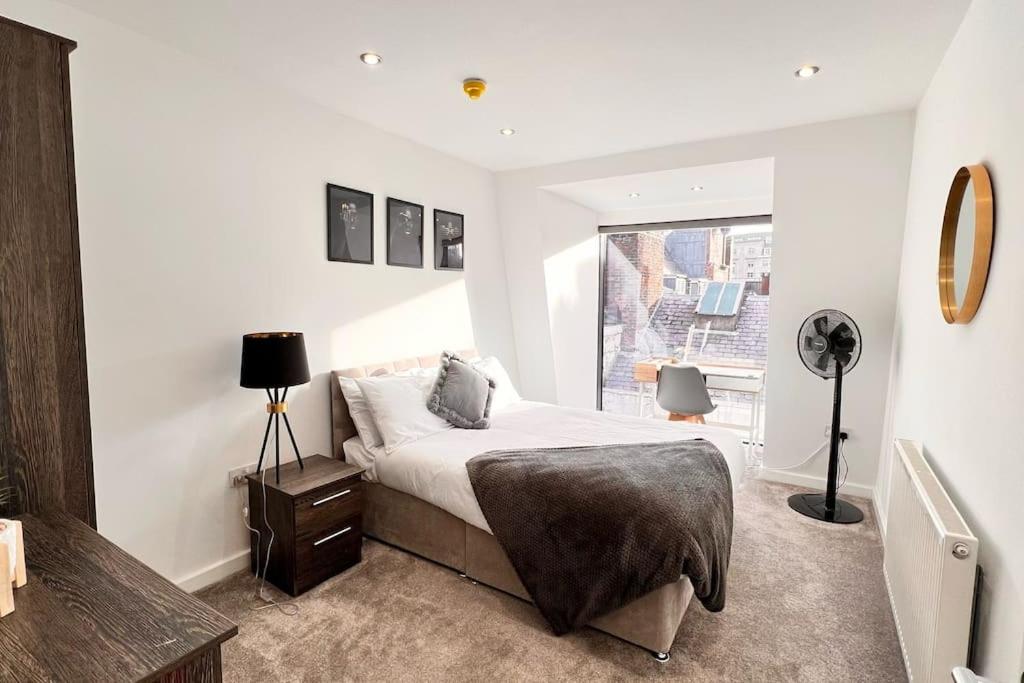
[0,514,237,682]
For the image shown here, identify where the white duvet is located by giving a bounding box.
[344,400,748,533]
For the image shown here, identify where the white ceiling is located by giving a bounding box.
[58,0,969,171]
[544,158,773,213]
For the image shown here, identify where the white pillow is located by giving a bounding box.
[356,373,450,453]
[338,376,384,448]
[338,367,440,448]
[474,356,522,410]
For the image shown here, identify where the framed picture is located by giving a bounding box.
[434,209,464,271]
[386,197,424,268]
[326,184,373,264]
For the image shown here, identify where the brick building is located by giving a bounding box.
[604,232,667,351]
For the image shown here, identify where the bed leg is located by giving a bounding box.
[652,652,671,663]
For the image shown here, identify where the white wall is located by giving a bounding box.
[597,196,772,228]
[539,192,599,409]
[497,112,914,496]
[0,0,518,588]
[494,180,559,402]
[877,1,1024,678]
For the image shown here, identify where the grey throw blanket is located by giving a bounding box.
[465,440,733,635]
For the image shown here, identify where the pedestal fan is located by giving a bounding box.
[788,309,864,524]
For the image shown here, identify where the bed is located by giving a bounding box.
[329,351,746,659]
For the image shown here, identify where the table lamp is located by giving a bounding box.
[240,332,311,484]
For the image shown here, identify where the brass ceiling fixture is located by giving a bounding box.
[938,164,994,324]
[462,78,487,100]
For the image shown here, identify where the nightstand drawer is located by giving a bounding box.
[295,517,362,592]
[295,480,362,537]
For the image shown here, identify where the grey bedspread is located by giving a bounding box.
[465,439,733,635]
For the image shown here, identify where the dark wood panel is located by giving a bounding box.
[294,517,362,594]
[0,16,94,525]
[246,454,364,498]
[295,480,362,538]
[0,514,236,682]
[0,19,67,517]
[248,482,296,592]
[55,43,96,524]
[0,578,116,682]
[0,15,76,49]
[158,646,222,683]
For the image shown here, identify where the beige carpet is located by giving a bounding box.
[197,479,906,681]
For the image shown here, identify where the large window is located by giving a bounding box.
[598,218,771,447]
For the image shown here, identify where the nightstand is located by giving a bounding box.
[246,454,365,596]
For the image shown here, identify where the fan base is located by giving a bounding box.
[787,493,864,524]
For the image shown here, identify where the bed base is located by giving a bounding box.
[330,357,693,656]
[362,481,693,655]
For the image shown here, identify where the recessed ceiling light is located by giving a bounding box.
[360,52,382,66]
[795,64,820,79]
[691,185,704,192]
[499,128,516,136]
[628,192,641,199]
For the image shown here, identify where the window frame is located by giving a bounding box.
[596,214,772,410]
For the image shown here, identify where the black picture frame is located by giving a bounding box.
[326,184,374,264]
[434,209,464,271]
[386,197,424,268]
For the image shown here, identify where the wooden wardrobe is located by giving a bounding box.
[0,16,95,526]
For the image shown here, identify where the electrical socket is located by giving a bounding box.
[228,463,258,488]
[824,425,852,439]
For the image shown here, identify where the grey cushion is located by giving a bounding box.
[427,351,495,429]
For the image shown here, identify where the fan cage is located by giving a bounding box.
[796,309,862,379]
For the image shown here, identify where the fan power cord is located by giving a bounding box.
[763,431,848,471]
[763,439,827,471]
[837,435,850,491]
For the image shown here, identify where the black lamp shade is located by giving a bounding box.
[240,332,311,389]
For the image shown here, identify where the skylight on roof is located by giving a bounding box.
[697,281,743,316]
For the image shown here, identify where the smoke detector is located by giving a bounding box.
[462,78,487,100]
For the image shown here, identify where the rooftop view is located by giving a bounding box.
[601,224,772,451]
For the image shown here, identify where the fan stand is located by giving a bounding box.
[788,360,864,524]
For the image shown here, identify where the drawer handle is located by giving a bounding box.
[314,526,352,547]
[312,489,351,507]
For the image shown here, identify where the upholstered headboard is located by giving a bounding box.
[329,349,479,461]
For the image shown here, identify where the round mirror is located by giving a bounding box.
[938,165,993,324]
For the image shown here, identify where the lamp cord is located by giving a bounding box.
[238,435,299,616]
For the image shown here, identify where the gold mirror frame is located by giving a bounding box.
[938,164,994,324]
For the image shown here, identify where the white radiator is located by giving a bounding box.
[883,439,978,683]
